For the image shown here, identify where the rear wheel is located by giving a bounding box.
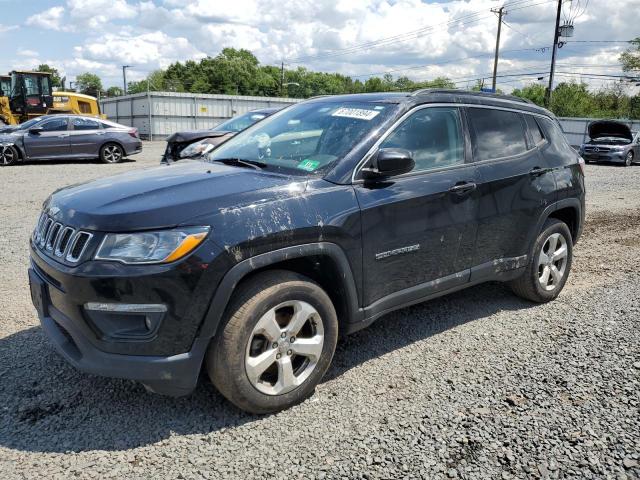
[100,143,124,164]
[509,218,573,303]
[206,270,338,414]
[0,145,18,166]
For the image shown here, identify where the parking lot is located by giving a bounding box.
[0,145,638,479]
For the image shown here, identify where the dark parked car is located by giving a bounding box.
[161,107,280,163]
[29,90,585,413]
[0,115,142,166]
[580,120,639,166]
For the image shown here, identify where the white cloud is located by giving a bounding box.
[73,31,206,80]
[25,6,66,31]
[17,48,39,57]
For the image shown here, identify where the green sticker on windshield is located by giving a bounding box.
[297,159,320,171]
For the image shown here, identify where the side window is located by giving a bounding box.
[39,118,68,132]
[379,107,464,172]
[524,115,544,146]
[467,108,527,161]
[72,117,100,130]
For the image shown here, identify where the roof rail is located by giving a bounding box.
[410,88,535,105]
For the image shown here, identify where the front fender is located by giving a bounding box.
[197,242,362,341]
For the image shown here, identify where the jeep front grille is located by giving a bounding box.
[32,213,93,263]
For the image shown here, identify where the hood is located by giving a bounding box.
[166,129,232,144]
[45,161,297,232]
[588,120,632,141]
[0,125,19,134]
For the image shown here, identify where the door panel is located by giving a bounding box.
[466,108,556,271]
[23,117,70,159]
[69,117,103,157]
[354,106,479,307]
[356,166,480,306]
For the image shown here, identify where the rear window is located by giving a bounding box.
[467,108,527,161]
[524,115,544,146]
[72,117,100,130]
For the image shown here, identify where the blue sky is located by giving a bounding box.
[1,0,638,92]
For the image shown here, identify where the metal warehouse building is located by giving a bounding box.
[100,92,300,140]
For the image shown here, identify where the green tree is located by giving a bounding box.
[512,83,546,106]
[549,82,594,117]
[106,86,122,97]
[75,72,103,97]
[36,64,62,88]
[620,38,640,72]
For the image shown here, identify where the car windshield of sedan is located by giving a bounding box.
[207,101,396,175]
[212,111,269,133]
[18,118,43,130]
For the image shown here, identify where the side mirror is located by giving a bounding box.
[28,126,44,135]
[361,148,415,180]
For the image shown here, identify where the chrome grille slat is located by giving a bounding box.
[54,227,75,257]
[46,223,62,251]
[32,214,93,264]
[39,219,54,247]
[66,232,93,263]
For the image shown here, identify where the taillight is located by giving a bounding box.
[578,156,586,175]
[128,128,139,139]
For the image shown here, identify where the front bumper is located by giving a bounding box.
[28,237,228,396]
[582,151,627,163]
[29,266,209,395]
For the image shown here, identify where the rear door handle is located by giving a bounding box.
[57,134,69,138]
[530,166,551,176]
[448,182,477,194]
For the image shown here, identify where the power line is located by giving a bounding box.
[286,0,555,64]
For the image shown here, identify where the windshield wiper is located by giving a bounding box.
[209,157,267,170]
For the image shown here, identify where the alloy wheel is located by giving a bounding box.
[625,152,633,167]
[245,300,324,395]
[537,232,568,291]
[0,145,15,166]
[103,145,122,163]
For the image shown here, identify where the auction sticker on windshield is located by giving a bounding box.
[297,159,320,171]
[331,107,380,121]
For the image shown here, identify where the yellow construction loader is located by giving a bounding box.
[0,71,103,126]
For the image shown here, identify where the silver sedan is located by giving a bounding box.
[0,115,143,166]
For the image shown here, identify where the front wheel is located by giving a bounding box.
[624,151,633,167]
[206,270,338,414]
[509,218,573,303]
[100,143,124,164]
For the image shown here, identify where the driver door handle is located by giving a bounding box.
[448,181,477,195]
[57,133,70,138]
[530,166,551,176]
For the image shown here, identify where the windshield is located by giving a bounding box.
[212,111,270,133]
[18,118,43,130]
[208,101,397,175]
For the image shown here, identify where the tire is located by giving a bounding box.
[206,270,338,414]
[624,151,633,167]
[100,143,124,164]
[0,145,18,166]
[508,218,573,303]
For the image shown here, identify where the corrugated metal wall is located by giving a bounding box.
[558,117,640,147]
[100,92,301,139]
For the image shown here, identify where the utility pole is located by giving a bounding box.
[491,6,506,92]
[545,0,563,107]
[122,65,131,95]
[280,61,285,97]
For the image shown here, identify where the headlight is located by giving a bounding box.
[95,227,209,264]
[179,141,215,158]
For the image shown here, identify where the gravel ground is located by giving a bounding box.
[0,146,638,479]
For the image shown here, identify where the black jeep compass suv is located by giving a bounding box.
[29,90,585,413]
